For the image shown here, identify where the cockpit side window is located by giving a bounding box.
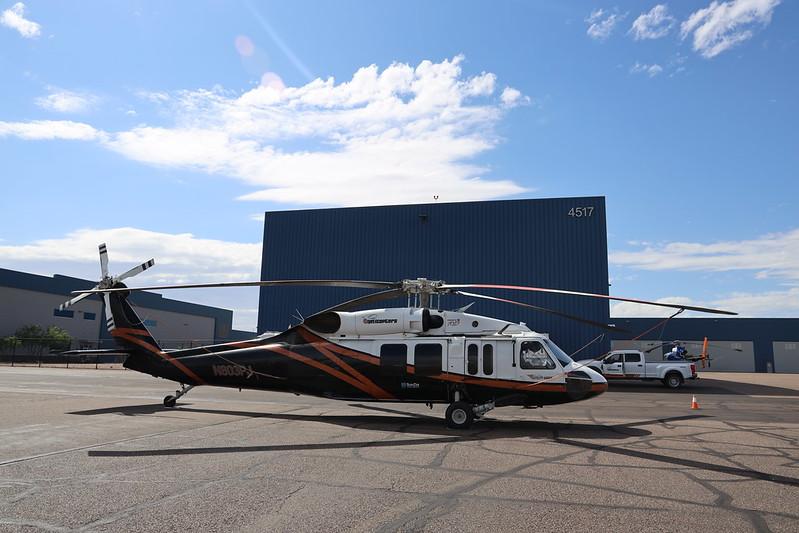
[519,341,556,370]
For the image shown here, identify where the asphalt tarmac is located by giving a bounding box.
[1,366,798,532]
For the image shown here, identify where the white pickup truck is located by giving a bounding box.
[584,350,697,389]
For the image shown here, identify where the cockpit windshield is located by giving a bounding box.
[543,338,574,367]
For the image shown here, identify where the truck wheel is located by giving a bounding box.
[663,372,684,389]
[445,402,474,429]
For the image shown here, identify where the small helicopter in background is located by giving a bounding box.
[61,244,736,429]
[644,339,743,368]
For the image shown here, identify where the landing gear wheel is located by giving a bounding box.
[445,402,474,429]
[163,395,177,408]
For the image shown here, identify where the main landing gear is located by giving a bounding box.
[163,384,194,408]
[444,390,495,429]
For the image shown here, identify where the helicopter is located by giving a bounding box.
[643,339,743,368]
[60,244,736,429]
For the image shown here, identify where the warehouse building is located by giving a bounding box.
[0,268,250,351]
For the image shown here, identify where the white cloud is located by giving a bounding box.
[135,90,170,103]
[611,228,799,318]
[35,88,99,113]
[610,228,799,282]
[0,2,40,38]
[8,56,529,207]
[711,288,799,317]
[0,120,103,141]
[0,227,261,277]
[630,4,676,40]
[630,62,664,77]
[586,8,625,41]
[681,0,781,58]
[500,87,530,107]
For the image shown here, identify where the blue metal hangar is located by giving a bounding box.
[258,197,612,361]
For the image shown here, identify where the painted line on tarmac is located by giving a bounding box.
[0,415,255,467]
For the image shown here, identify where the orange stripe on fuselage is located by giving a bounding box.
[113,330,205,385]
[266,344,389,399]
[310,342,394,399]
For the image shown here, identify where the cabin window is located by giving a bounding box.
[467,344,479,375]
[624,353,641,363]
[605,353,623,364]
[483,344,494,375]
[519,341,555,370]
[380,344,407,376]
[414,344,442,376]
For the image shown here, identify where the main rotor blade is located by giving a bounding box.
[58,285,98,310]
[455,290,625,333]
[98,243,109,278]
[644,343,670,353]
[442,284,737,316]
[117,259,155,282]
[72,279,401,295]
[314,288,407,315]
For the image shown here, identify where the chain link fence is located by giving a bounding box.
[0,337,218,368]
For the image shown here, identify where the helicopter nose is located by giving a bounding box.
[576,365,607,394]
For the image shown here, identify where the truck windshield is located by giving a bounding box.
[543,339,574,367]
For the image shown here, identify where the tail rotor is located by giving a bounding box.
[57,243,155,332]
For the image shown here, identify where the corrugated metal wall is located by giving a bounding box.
[0,268,235,344]
[610,318,799,372]
[258,197,611,359]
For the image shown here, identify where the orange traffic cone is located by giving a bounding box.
[691,395,700,410]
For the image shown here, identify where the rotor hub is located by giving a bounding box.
[400,278,447,295]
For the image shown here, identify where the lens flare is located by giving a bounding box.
[260,72,285,91]
[235,35,254,57]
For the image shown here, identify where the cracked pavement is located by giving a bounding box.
[0,367,798,532]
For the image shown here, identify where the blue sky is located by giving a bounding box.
[1,0,797,331]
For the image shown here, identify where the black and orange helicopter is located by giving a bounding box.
[61,244,736,428]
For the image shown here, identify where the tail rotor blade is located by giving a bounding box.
[117,259,155,282]
[103,292,115,331]
[99,243,109,279]
[455,290,625,333]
